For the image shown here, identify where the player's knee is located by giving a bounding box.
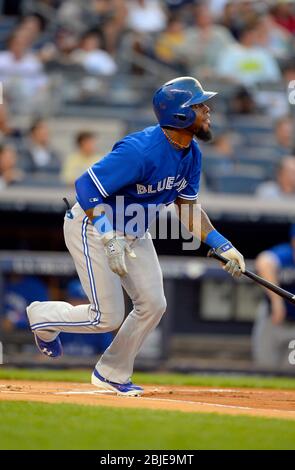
[146,294,167,318]
[99,304,125,331]
[109,311,124,330]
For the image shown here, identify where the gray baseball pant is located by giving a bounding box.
[27,202,166,383]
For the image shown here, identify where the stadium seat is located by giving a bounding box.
[211,169,265,194]
[231,115,274,134]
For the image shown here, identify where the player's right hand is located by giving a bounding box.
[103,235,136,276]
[216,244,245,278]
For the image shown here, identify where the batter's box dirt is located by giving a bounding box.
[1,380,295,421]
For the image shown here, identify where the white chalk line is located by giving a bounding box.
[55,389,114,395]
[2,385,294,415]
[52,388,295,415]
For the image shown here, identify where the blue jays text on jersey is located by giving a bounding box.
[75,124,202,236]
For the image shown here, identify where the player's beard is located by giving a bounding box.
[194,126,213,142]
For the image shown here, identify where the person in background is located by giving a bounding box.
[20,118,61,175]
[70,30,117,76]
[61,279,113,356]
[255,13,293,62]
[91,0,128,55]
[256,156,295,199]
[228,85,257,114]
[274,115,294,156]
[0,102,23,143]
[281,56,295,84]
[220,0,246,40]
[57,0,127,50]
[17,13,49,50]
[62,131,102,186]
[253,224,295,368]
[0,144,24,189]
[42,28,79,67]
[2,274,49,332]
[174,3,235,78]
[271,0,295,35]
[0,31,48,107]
[216,20,281,86]
[127,0,167,34]
[154,16,185,68]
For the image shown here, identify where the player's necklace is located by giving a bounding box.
[162,128,191,150]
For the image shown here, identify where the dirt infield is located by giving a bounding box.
[1,380,295,420]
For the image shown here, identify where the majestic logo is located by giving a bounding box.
[136,176,187,195]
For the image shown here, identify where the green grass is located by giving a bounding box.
[0,401,294,450]
[0,367,294,390]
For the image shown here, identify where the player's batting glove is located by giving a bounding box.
[216,243,245,278]
[102,233,136,277]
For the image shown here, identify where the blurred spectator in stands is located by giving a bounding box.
[206,130,236,159]
[271,0,295,35]
[174,3,235,78]
[60,279,113,356]
[274,115,293,155]
[219,0,263,39]
[127,0,167,33]
[282,56,295,84]
[253,224,295,368]
[0,31,48,111]
[92,0,127,55]
[57,1,92,34]
[43,29,79,67]
[62,131,102,186]
[23,0,60,21]
[154,16,185,68]
[20,119,61,175]
[0,103,23,143]
[70,30,117,75]
[228,85,257,114]
[216,20,281,86]
[57,0,127,54]
[220,1,245,39]
[0,144,24,189]
[17,14,50,51]
[208,0,229,21]
[2,274,48,332]
[201,130,236,187]
[255,13,293,62]
[256,156,295,199]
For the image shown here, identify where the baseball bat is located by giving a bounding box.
[207,248,295,305]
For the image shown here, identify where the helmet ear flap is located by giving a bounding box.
[173,113,187,122]
[174,106,196,124]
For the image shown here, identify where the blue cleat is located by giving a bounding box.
[91,368,143,396]
[34,333,63,358]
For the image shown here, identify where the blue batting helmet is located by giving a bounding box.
[153,76,217,129]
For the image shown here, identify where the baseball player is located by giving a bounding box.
[26,77,245,396]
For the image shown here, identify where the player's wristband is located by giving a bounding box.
[205,230,232,251]
[93,212,113,235]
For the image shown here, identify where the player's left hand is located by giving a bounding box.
[216,244,245,278]
[103,233,136,276]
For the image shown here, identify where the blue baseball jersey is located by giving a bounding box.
[75,124,202,236]
[266,243,295,319]
[267,243,295,269]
